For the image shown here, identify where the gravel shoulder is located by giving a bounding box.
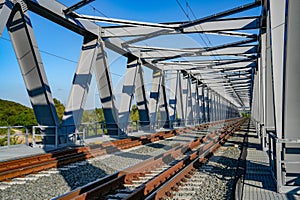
[167,126,247,200]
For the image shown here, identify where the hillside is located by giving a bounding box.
[0,99,36,127]
[0,98,139,127]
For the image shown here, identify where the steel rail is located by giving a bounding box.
[145,119,245,200]
[54,118,245,200]
[0,120,229,181]
[0,129,179,181]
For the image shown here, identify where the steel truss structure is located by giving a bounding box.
[251,0,300,193]
[1,0,299,193]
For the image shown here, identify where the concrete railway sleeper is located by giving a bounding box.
[0,119,234,181]
[54,118,246,200]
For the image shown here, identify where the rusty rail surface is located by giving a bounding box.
[0,120,226,181]
[146,120,245,200]
[54,118,245,200]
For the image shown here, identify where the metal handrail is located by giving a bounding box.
[0,126,30,148]
[264,128,300,193]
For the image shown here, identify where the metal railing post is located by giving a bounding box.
[25,127,29,146]
[275,139,282,192]
[32,127,36,147]
[83,128,86,141]
[7,127,11,147]
[55,126,58,148]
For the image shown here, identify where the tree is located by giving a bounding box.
[53,98,65,122]
[95,108,105,122]
[130,104,139,122]
[0,99,36,126]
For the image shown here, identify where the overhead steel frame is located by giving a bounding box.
[251,0,300,193]
[0,0,261,146]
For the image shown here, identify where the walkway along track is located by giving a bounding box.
[54,118,246,200]
[0,119,237,181]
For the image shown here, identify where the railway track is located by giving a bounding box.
[0,120,232,182]
[54,118,246,200]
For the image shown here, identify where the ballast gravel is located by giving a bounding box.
[0,124,242,200]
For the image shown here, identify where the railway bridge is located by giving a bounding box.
[0,0,300,197]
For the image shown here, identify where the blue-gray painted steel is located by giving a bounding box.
[7,4,59,144]
[135,62,150,127]
[94,40,119,135]
[62,37,98,134]
[119,55,140,133]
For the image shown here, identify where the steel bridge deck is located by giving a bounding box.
[241,126,300,199]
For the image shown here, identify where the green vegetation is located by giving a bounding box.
[0,135,21,146]
[53,98,65,122]
[130,105,139,122]
[0,99,37,135]
[241,112,251,118]
[81,108,105,123]
[0,98,142,137]
[0,99,36,127]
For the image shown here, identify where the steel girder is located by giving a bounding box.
[6,3,59,144]
[119,55,150,133]
[100,16,260,38]
[94,40,119,134]
[250,0,300,193]
[0,0,259,141]
[62,37,98,132]
[118,55,140,133]
[134,60,150,127]
[149,70,170,129]
[139,45,257,59]
[0,0,12,36]
[168,71,184,127]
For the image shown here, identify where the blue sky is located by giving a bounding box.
[0,0,258,109]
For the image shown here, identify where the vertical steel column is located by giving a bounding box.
[149,70,161,129]
[169,71,178,127]
[209,91,214,121]
[186,76,193,125]
[181,74,188,126]
[198,84,205,123]
[270,0,286,139]
[269,1,287,190]
[216,94,220,121]
[135,62,150,128]
[212,91,216,122]
[251,73,259,122]
[62,37,98,132]
[7,4,59,144]
[206,88,211,122]
[94,39,119,135]
[195,82,201,124]
[200,86,206,123]
[191,81,199,124]
[220,97,223,120]
[281,0,300,189]
[149,69,170,129]
[0,0,12,36]
[118,55,139,133]
[204,87,210,122]
[176,72,184,126]
[263,8,275,149]
[225,101,229,119]
[260,33,266,135]
[158,72,170,128]
[213,93,217,121]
